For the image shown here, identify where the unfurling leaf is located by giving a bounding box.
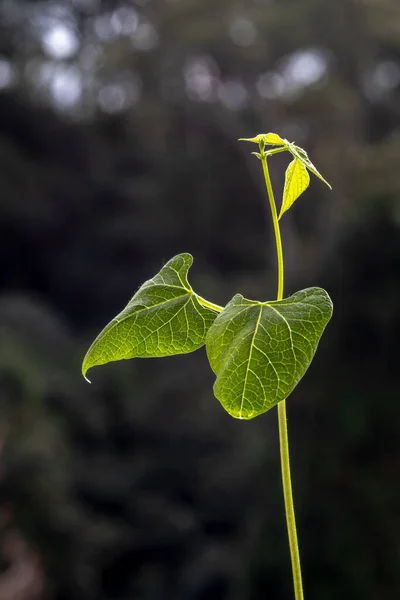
[239,133,286,146]
[82,253,219,381]
[279,158,310,219]
[289,144,332,189]
[263,133,286,146]
[206,288,333,420]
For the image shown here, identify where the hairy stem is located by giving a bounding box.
[261,151,304,600]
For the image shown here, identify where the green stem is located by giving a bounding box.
[261,152,304,600]
[196,295,223,313]
[277,401,304,600]
[264,146,288,158]
[261,157,284,301]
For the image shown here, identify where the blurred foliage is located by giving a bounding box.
[0,0,399,599]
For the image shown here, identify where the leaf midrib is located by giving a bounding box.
[240,306,263,418]
[116,290,191,324]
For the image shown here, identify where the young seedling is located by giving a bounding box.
[82,133,333,600]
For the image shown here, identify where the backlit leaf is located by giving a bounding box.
[82,253,219,381]
[206,288,333,420]
[289,144,332,189]
[239,133,286,146]
[279,158,310,219]
[263,133,286,146]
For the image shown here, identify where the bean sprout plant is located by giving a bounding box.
[82,133,333,600]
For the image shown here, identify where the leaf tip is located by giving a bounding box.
[225,406,259,420]
[82,357,92,383]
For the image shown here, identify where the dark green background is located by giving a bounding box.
[0,1,399,599]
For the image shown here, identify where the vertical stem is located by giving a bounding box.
[261,157,284,302]
[261,153,304,600]
[277,401,304,600]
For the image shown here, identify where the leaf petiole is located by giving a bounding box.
[264,146,289,158]
[196,295,223,313]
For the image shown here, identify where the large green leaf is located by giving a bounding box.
[206,288,333,420]
[279,157,310,219]
[82,253,219,381]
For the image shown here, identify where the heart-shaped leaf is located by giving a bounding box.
[279,158,310,219]
[206,287,333,420]
[82,253,219,381]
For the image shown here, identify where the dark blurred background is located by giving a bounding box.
[0,1,399,599]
